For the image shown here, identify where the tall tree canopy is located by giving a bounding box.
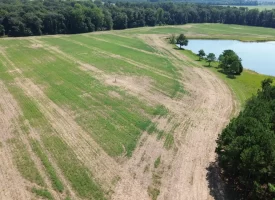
[218,50,243,75]
[198,49,206,60]
[206,53,216,66]
[176,33,188,49]
[1,0,275,37]
[216,78,275,199]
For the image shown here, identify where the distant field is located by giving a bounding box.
[236,5,275,10]
[122,23,275,41]
[0,23,274,199]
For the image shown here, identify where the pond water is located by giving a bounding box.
[178,39,275,76]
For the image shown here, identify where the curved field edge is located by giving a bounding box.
[182,49,274,107]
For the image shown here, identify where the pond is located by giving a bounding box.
[178,39,275,76]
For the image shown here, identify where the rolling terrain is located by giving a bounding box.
[0,24,272,199]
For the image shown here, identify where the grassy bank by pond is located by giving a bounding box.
[181,49,274,107]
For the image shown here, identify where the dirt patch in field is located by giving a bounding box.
[108,91,122,99]
[105,75,153,94]
[30,43,43,49]
[104,75,187,115]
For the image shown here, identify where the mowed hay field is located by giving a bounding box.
[0,24,273,200]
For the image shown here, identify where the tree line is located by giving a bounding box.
[216,78,275,199]
[1,0,275,37]
[148,0,258,6]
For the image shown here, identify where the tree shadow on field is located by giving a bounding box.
[203,64,212,68]
[173,47,186,50]
[217,69,237,79]
[206,161,240,200]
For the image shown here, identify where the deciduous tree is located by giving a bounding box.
[206,53,216,66]
[218,50,243,76]
[176,33,188,49]
[198,49,206,60]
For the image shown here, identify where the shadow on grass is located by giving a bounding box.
[173,47,186,51]
[216,69,237,79]
[203,64,212,68]
[206,161,241,200]
[201,64,239,79]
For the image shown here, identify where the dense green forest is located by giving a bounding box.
[216,79,275,199]
[148,0,258,6]
[0,0,275,37]
[121,0,258,6]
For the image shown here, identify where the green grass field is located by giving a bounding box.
[0,28,182,199]
[0,23,274,199]
[122,23,275,41]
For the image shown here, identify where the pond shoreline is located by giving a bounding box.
[177,39,275,76]
[186,36,275,42]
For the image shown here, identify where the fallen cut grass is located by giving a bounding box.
[31,188,54,200]
[164,133,174,150]
[154,156,161,168]
[147,186,160,200]
[43,136,106,200]
[8,138,45,187]
[31,139,64,193]
[153,105,169,116]
[147,123,157,134]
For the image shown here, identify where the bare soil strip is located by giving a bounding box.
[0,46,119,196]
[0,49,76,200]
[111,35,235,200]
[0,81,32,200]
[15,77,120,191]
